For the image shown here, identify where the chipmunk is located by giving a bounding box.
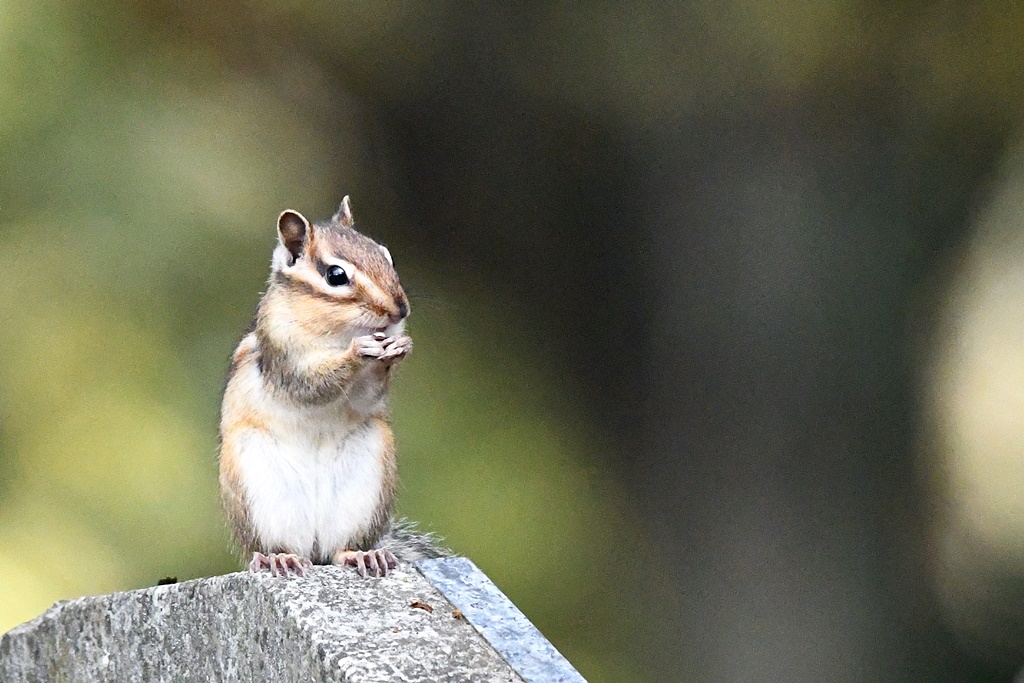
[219,197,445,578]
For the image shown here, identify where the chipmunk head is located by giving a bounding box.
[267,196,409,341]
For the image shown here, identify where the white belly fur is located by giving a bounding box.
[237,409,385,558]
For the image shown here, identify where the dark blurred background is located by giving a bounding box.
[3,2,1024,681]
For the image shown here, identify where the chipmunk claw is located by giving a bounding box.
[333,548,398,578]
[249,552,312,577]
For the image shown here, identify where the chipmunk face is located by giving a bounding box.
[267,197,409,341]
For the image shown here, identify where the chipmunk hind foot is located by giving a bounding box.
[333,548,397,578]
[249,552,313,577]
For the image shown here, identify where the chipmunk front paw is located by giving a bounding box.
[354,333,412,364]
[378,334,412,361]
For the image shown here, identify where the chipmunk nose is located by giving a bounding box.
[394,299,409,321]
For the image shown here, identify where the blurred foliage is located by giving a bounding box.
[0,2,658,681]
[4,2,1024,682]
[927,144,1024,663]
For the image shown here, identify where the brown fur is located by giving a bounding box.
[219,339,262,555]
[218,436,258,555]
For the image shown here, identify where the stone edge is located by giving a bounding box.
[415,557,587,683]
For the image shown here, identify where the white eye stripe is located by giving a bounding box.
[322,257,355,273]
[380,246,393,266]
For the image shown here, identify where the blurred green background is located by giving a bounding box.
[3,2,1024,682]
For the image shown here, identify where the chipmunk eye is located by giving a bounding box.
[325,265,350,287]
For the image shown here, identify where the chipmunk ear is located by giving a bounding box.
[333,195,355,229]
[277,210,311,263]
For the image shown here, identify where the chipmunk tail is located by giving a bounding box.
[382,517,452,561]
